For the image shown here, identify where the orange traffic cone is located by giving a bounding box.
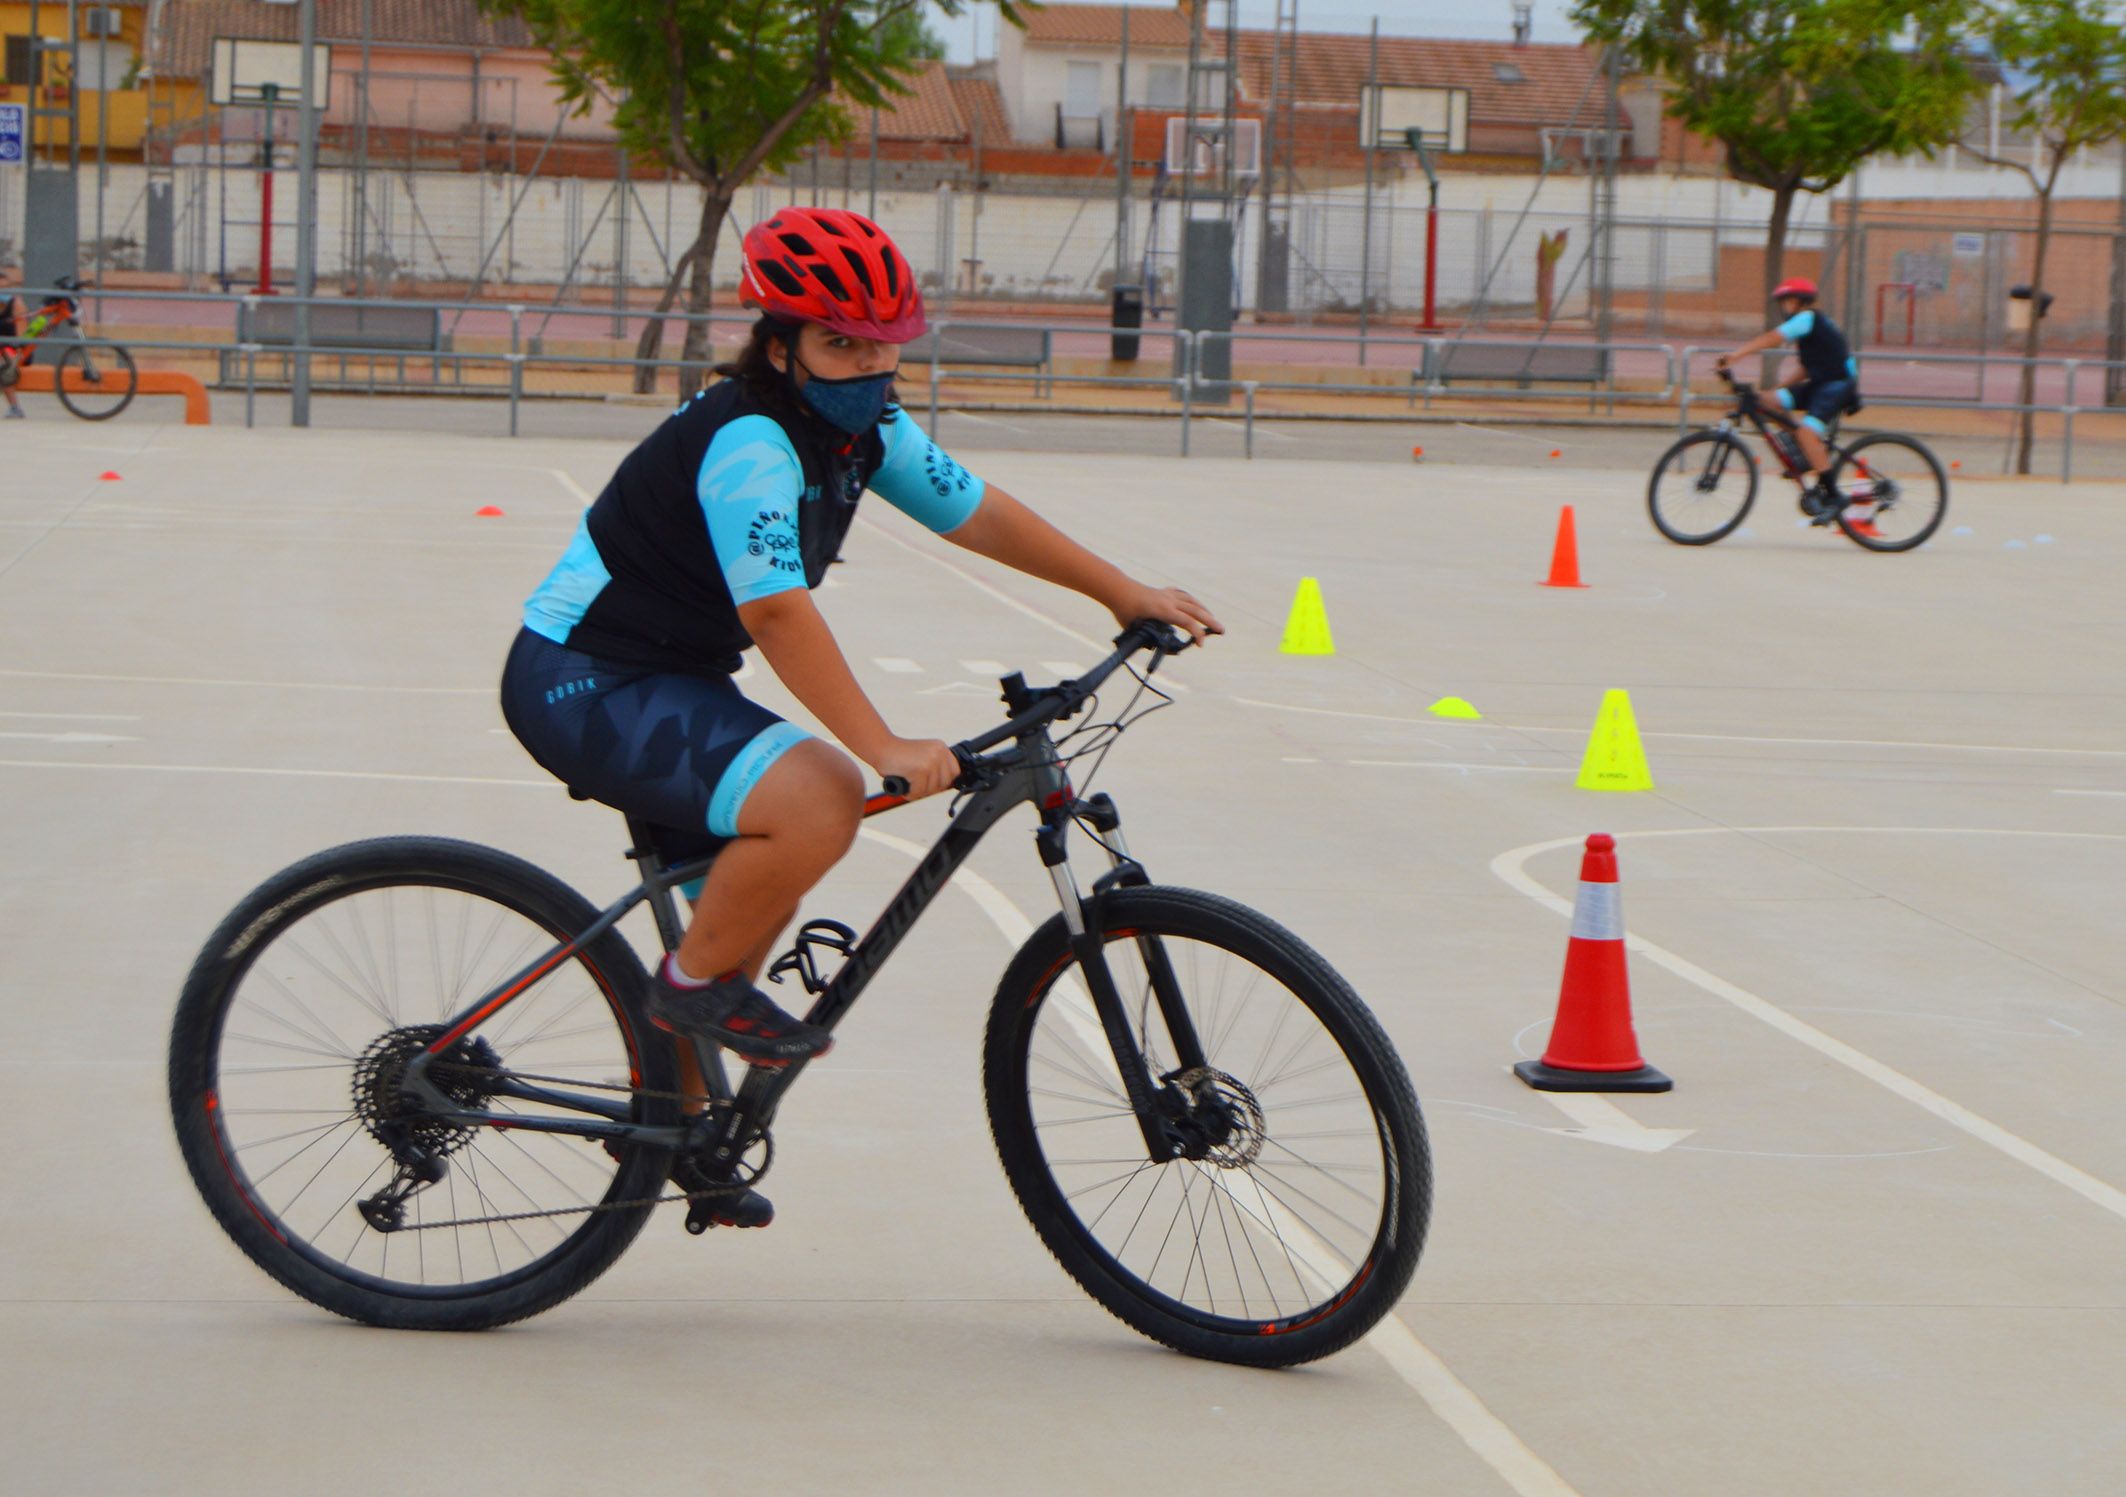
[1541,505,1587,589]
[1515,834,1671,1092]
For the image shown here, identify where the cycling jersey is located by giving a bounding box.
[524,379,985,674]
[1777,309,1856,385]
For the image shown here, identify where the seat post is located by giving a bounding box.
[622,814,689,954]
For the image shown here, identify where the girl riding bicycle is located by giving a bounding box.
[500,209,1221,1226]
[1,268,28,420]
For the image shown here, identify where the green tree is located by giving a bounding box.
[1962,0,2126,473]
[488,0,1020,392]
[1573,1,1980,312]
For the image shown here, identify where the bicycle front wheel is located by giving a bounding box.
[169,837,676,1331]
[1830,433,1948,552]
[1648,430,1758,544]
[55,340,138,421]
[984,886,1430,1367]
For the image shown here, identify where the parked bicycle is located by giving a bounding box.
[1649,368,1948,552]
[168,623,1432,1368]
[0,275,139,421]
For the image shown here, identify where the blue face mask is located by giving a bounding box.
[794,354,896,434]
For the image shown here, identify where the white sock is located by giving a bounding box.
[663,954,717,988]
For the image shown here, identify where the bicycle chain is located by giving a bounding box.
[374,1061,764,1233]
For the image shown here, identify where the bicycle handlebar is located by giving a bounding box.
[863,620,1193,812]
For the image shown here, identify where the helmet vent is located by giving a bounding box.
[839,246,876,295]
[880,249,899,298]
[811,262,851,302]
[777,232,817,258]
[758,259,806,297]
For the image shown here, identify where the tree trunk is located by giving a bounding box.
[2014,181,2056,476]
[631,233,709,396]
[677,191,734,402]
[1760,181,1798,387]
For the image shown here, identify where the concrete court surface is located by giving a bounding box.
[2,408,2124,1496]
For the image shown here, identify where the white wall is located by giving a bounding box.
[1001,44,1194,146]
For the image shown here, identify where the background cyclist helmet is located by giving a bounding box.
[739,208,927,343]
[1771,277,1818,302]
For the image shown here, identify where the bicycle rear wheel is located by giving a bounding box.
[984,886,1430,1367]
[1648,430,1758,544]
[55,341,138,421]
[169,837,676,1330]
[1829,433,1948,552]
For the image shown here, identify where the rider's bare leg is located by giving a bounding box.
[676,739,862,985]
[1795,422,1830,482]
[672,913,794,1112]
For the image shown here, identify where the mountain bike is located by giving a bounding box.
[168,622,1431,1368]
[0,275,138,421]
[1649,367,1947,552]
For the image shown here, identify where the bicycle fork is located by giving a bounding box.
[1042,792,1214,1163]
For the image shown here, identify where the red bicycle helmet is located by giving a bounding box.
[739,208,928,343]
[1771,277,1818,301]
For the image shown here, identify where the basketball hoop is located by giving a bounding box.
[1163,116,1263,182]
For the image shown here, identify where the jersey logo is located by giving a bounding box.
[923,446,972,498]
[745,508,804,574]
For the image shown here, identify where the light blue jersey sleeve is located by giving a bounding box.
[1778,310,1816,342]
[868,408,986,534]
[697,414,809,606]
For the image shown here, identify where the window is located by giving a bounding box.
[1065,60,1101,119]
[1493,62,1526,84]
[1146,65,1184,109]
[5,34,43,87]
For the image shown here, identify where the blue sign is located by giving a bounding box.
[0,104,25,165]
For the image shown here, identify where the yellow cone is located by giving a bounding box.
[1576,688,1654,791]
[1279,577,1335,656]
[1428,696,1482,720]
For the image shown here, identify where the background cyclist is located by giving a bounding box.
[500,208,1221,1227]
[0,268,26,420]
[1714,276,1859,515]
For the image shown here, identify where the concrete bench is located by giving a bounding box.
[905,326,1053,395]
[220,303,456,390]
[1419,342,1609,389]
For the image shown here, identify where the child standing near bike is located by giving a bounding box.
[1715,276,1858,514]
[500,208,1220,1226]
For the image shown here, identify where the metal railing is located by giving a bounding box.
[22,286,2126,475]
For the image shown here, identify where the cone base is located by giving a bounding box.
[1514,1059,1672,1093]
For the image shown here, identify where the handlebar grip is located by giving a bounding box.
[880,776,910,798]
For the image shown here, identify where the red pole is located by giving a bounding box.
[259,156,275,295]
[1421,189,1439,331]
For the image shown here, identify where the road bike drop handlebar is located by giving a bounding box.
[864,619,1194,812]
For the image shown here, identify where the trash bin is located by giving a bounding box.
[1110,283,1144,363]
[2007,284,2055,334]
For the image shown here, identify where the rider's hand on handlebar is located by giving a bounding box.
[1110,583,1223,647]
[1713,354,1733,371]
[867,736,959,800]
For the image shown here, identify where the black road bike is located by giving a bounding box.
[1648,368,1948,552]
[169,623,1431,1367]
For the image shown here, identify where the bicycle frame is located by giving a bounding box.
[398,699,1203,1168]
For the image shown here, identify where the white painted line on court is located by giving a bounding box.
[2056,788,2126,798]
[1493,827,2126,1226]
[941,411,1031,434]
[1537,1094,1694,1153]
[550,468,595,505]
[854,516,1110,653]
[1348,760,1569,775]
[1234,694,2126,759]
[1042,661,1086,676]
[0,711,140,721]
[873,657,923,674]
[0,759,552,788]
[0,730,139,744]
[960,659,1007,675]
[856,823,1583,1497]
[0,668,489,695]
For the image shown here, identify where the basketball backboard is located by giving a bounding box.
[1360,85,1468,152]
[209,38,333,109]
[1163,116,1264,181]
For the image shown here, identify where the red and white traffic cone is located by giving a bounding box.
[1514,833,1672,1092]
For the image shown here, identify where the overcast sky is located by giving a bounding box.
[929,1,1589,63]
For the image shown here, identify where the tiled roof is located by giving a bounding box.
[949,75,1013,146]
[841,61,966,142]
[1232,35,1603,128]
[154,0,534,78]
[1020,4,1196,50]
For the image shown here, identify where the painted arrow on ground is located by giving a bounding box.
[1538,1093,1694,1153]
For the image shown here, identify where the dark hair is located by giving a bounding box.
[711,315,905,430]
